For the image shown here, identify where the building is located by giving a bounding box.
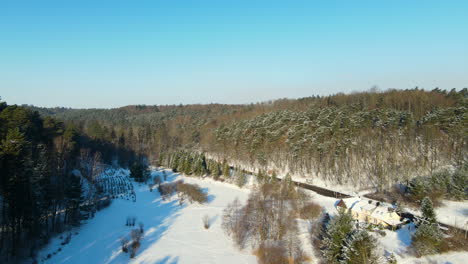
[336,197,402,229]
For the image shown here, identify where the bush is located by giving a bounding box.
[120,237,129,253]
[153,176,161,186]
[202,215,210,229]
[176,182,208,204]
[129,240,140,258]
[254,242,287,264]
[158,180,180,200]
[129,228,143,258]
[299,201,322,220]
[411,223,443,257]
[138,222,144,234]
[126,216,136,226]
[234,169,246,188]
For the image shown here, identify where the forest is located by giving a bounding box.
[29,88,467,191]
[0,99,136,260]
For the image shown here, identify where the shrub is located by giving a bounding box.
[202,215,210,229]
[158,180,180,200]
[299,201,323,220]
[129,240,140,258]
[176,182,208,204]
[153,176,161,186]
[120,237,129,253]
[254,242,287,264]
[411,223,443,257]
[129,228,143,258]
[126,216,136,226]
[138,222,144,234]
[234,169,246,188]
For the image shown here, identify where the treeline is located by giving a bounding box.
[214,89,467,191]
[28,88,467,191]
[0,100,136,261]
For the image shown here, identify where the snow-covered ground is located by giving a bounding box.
[36,169,256,264]
[405,199,468,231]
[36,167,467,264]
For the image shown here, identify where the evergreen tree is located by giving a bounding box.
[412,196,443,257]
[420,197,437,224]
[412,223,443,257]
[222,160,230,178]
[408,177,426,201]
[451,167,468,200]
[322,208,354,263]
[341,229,379,264]
[130,162,150,183]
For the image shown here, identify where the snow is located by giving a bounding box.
[35,167,468,264]
[406,199,468,231]
[434,200,468,230]
[375,223,468,264]
[36,169,256,264]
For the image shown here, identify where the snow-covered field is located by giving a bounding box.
[36,168,468,264]
[36,169,256,264]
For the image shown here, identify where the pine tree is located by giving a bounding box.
[322,208,354,263]
[451,167,467,200]
[222,160,230,178]
[420,197,436,224]
[408,176,426,201]
[412,222,443,257]
[412,196,443,257]
[341,229,379,264]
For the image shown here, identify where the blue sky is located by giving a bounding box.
[1,0,467,108]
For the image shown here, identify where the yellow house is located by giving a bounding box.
[336,198,402,229]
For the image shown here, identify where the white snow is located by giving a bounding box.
[406,199,468,231]
[35,167,468,264]
[36,169,256,264]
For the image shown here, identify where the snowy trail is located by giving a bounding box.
[37,169,256,264]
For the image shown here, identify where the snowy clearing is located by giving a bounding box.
[36,169,256,264]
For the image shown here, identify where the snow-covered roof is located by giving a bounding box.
[339,197,402,226]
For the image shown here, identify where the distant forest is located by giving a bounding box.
[29,88,467,190]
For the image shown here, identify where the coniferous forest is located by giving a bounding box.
[1,88,467,261]
[0,99,136,260]
[30,88,467,189]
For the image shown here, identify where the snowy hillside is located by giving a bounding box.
[36,169,256,264]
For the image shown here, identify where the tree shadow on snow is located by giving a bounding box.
[155,255,179,264]
[42,170,188,264]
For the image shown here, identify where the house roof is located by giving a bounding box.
[339,197,401,226]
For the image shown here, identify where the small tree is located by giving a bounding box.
[412,223,443,257]
[222,160,230,178]
[120,237,129,253]
[421,197,437,224]
[412,196,443,256]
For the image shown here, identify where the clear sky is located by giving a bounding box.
[1,0,467,108]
